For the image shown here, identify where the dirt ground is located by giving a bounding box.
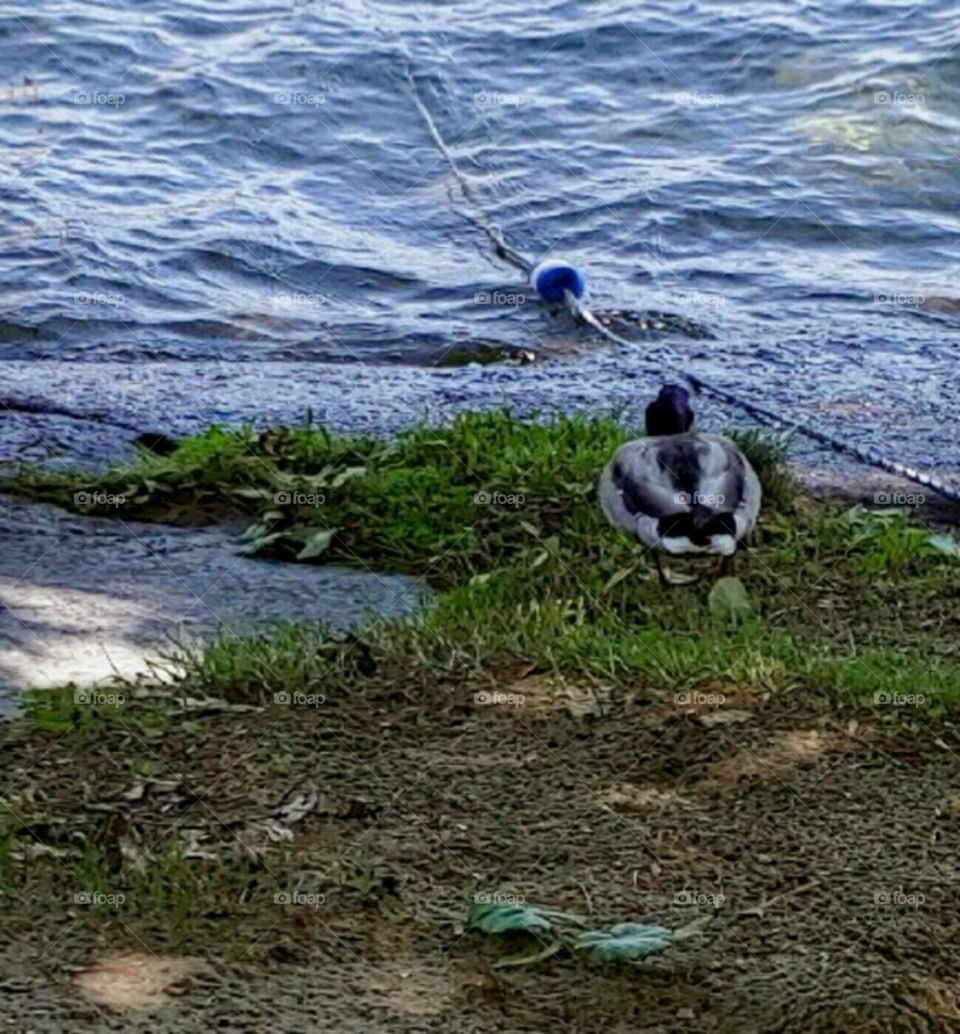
[4,668,960,1033]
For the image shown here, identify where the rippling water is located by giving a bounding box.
[0,0,958,469]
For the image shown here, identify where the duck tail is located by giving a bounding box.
[689,503,716,532]
[688,505,738,544]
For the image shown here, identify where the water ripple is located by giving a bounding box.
[0,0,957,465]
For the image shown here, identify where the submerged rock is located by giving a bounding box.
[433,342,538,367]
[131,431,181,456]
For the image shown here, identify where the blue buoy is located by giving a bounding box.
[529,259,586,304]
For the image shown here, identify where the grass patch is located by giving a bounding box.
[21,685,173,741]
[726,427,797,512]
[6,834,283,953]
[2,410,960,941]
[174,624,375,703]
[4,411,959,705]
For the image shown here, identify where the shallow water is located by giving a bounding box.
[0,493,422,708]
[0,0,958,477]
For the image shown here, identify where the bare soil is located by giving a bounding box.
[3,668,960,1032]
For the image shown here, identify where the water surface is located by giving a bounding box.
[0,0,958,474]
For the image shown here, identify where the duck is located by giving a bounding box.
[598,384,761,584]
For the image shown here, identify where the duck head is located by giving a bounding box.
[645,384,694,436]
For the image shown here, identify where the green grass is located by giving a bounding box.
[20,685,170,739]
[7,834,279,950]
[5,412,627,581]
[725,427,798,512]
[6,410,960,712]
[174,623,374,702]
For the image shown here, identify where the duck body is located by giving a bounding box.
[599,431,761,557]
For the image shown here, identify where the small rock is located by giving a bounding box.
[699,709,754,727]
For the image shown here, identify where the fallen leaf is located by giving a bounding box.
[574,922,674,961]
[929,534,960,559]
[708,577,752,621]
[296,529,336,561]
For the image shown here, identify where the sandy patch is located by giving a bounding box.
[74,951,201,1011]
[703,729,841,785]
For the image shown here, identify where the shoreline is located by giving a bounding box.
[1,354,957,486]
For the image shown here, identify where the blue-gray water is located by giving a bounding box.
[0,0,958,476]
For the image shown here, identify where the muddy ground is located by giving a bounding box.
[4,666,960,1033]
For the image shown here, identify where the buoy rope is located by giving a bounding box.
[405,68,960,504]
[404,65,533,275]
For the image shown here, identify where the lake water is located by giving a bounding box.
[0,0,958,477]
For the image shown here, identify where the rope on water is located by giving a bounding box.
[405,70,960,504]
[404,65,532,274]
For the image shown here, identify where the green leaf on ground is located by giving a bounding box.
[573,922,675,962]
[929,534,960,559]
[708,576,752,621]
[467,901,556,934]
[236,531,284,556]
